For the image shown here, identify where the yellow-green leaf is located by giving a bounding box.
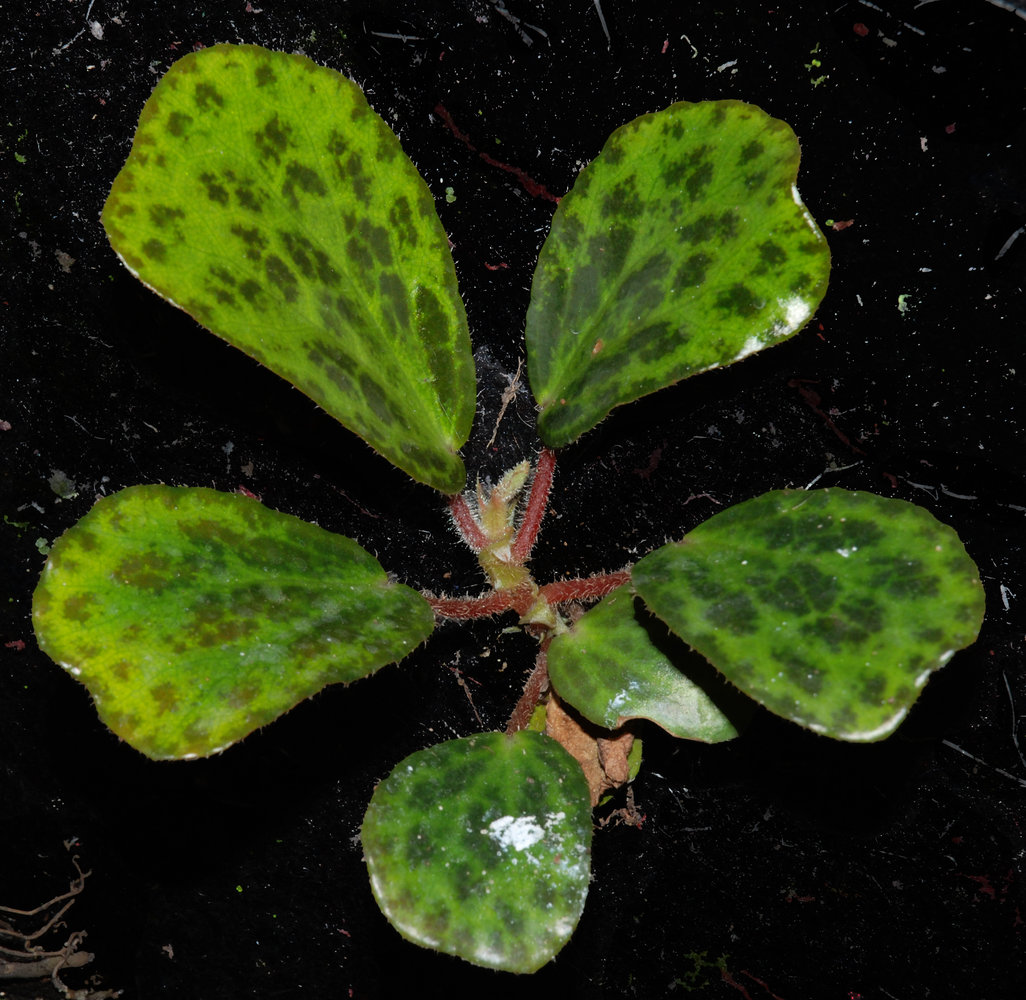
[362,731,592,973]
[33,486,434,759]
[103,45,474,492]
[526,100,830,447]
[632,489,985,741]
[547,588,743,742]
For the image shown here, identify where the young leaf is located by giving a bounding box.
[102,44,474,493]
[32,486,434,759]
[547,588,743,742]
[631,489,985,741]
[526,100,831,448]
[362,731,593,973]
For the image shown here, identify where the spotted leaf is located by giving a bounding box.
[32,486,434,759]
[526,100,830,447]
[362,731,592,973]
[547,588,745,742]
[102,44,474,493]
[632,489,985,741]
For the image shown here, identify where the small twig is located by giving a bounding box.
[0,948,92,980]
[434,104,561,202]
[0,860,89,919]
[1003,670,1026,771]
[0,854,121,995]
[490,0,548,46]
[53,0,98,54]
[486,358,524,448]
[367,31,424,42]
[597,785,645,828]
[0,942,70,958]
[53,930,122,998]
[592,0,611,45]
[449,660,484,727]
[942,739,1026,789]
[0,900,75,943]
[994,224,1024,261]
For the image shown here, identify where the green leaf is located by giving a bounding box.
[547,588,743,742]
[632,489,985,741]
[526,100,831,448]
[102,44,474,493]
[362,731,593,973]
[32,485,434,759]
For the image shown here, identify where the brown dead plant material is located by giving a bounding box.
[0,853,121,999]
[544,689,635,806]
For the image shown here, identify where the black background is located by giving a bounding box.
[2,2,1025,998]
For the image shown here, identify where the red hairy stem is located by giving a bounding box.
[505,582,540,618]
[505,645,550,735]
[510,447,556,565]
[425,591,515,619]
[539,569,632,605]
[448,492,487,552]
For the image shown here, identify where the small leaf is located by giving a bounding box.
[362,731,593,973]
[526,100,831,447]
[102,44,474,493]
[632,489,985,741]
[547,588,743,742]
[32,486,434,759]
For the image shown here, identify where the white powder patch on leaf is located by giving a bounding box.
[735,297,814,363]
[780,294,812,331]
[765,295,814,340]
[733,334,765,362]
[487,815,545,852]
